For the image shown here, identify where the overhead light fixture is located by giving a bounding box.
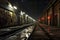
[33,19,36,21]
[8,3,13,8]
[26,14,28,17]
[29,16,32,19]
[20,11,25,15]
[13,6,17,9]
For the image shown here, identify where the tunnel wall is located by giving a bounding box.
[39,0,60,27]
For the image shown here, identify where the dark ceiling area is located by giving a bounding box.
[9,0,53,20]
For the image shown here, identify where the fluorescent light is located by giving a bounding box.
[20,11,25,15]
[26,14,28,17]
[8,3,13,8]
[13,6,17,9]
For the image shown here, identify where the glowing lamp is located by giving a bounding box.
[41,17,44,20]
[48,16,50,20]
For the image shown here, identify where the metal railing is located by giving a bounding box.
[0,23,36,40]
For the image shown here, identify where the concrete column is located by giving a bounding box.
[57,2,60,27]
[58,8,60,27]
[59,8,60,27]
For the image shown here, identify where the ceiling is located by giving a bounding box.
[9,0,53,20]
